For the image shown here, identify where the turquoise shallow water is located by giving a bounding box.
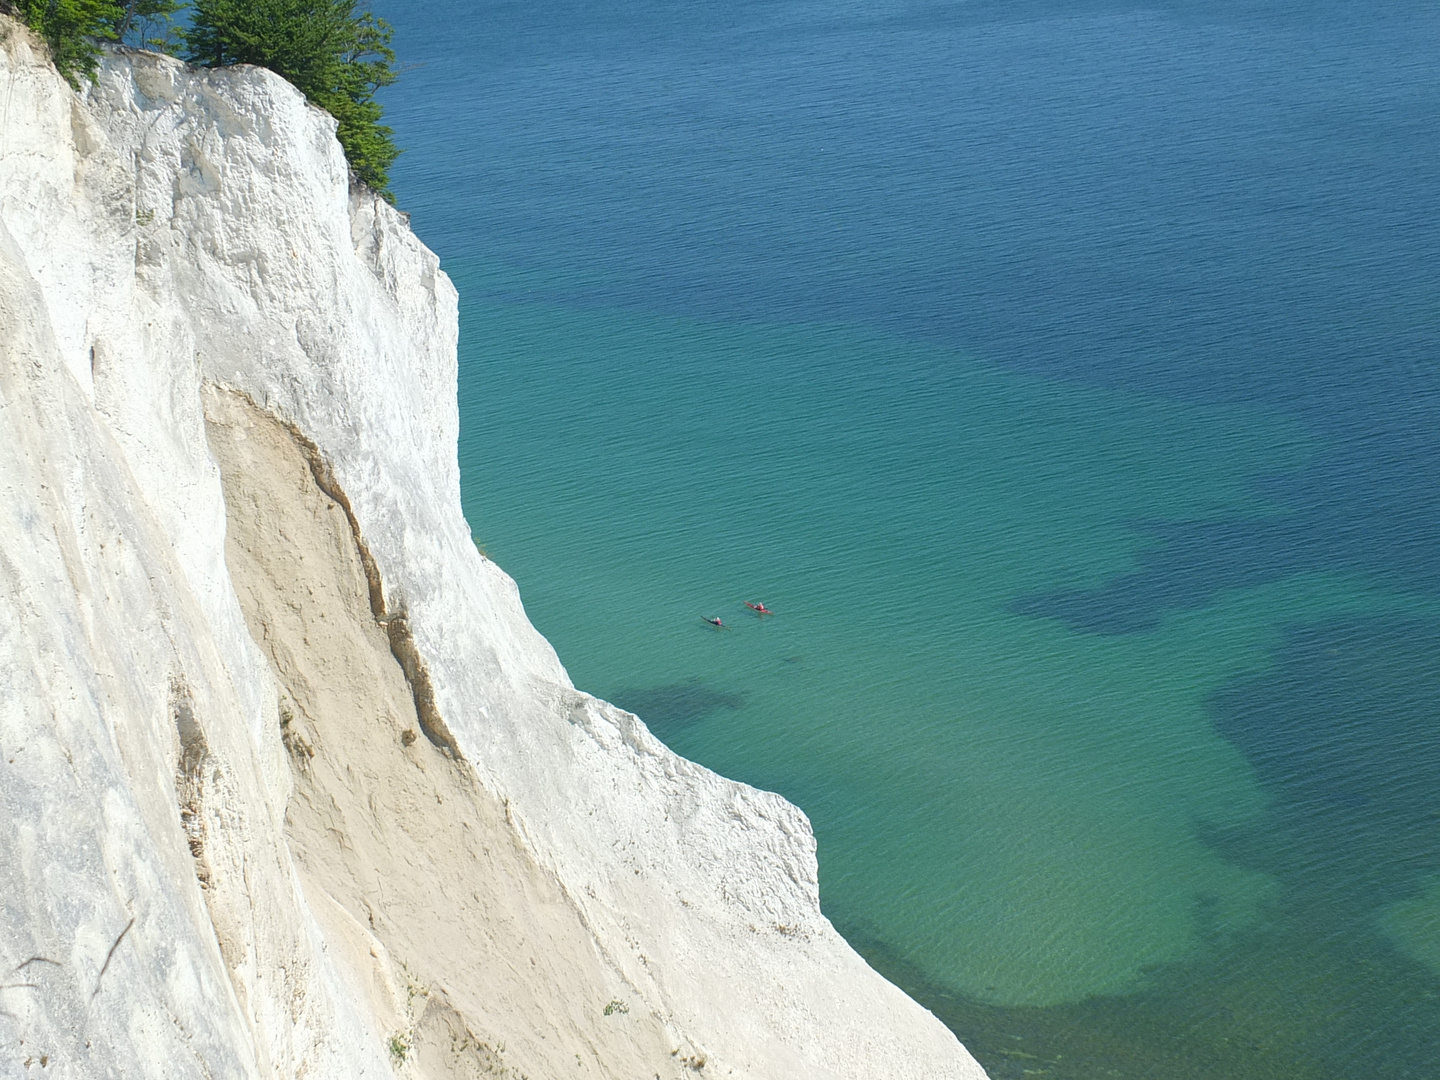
[375,1,1440,1075]
[446,286,1440,1075]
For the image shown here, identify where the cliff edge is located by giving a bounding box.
[0,20,987,1080]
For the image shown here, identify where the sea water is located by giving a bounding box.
[374,1,1440,1075]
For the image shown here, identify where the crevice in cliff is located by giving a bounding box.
[171,675,215,893]
[169,673,248,1009]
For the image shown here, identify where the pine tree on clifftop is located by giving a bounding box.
[185,0,400,200]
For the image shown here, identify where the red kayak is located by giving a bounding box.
[746,602,774,615]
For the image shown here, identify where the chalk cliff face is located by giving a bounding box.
[0,20,987,1080]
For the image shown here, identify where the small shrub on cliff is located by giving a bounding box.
[184,0,400,199]
[387,1032,413,1063]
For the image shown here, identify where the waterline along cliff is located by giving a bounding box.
[0,21,987,1079]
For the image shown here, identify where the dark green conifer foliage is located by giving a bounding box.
[184,0,400,199]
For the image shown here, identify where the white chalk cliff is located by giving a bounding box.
[0,19,987,1080]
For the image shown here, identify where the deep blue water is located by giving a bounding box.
[373,1,1440,1076]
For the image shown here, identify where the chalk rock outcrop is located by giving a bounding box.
[0,19,987,1080]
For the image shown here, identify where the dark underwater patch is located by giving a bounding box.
[1010,517,1314,633]
[1205,615,1440,913]
[838,905,1440,1080]
[610,678,745,739]
[1011,424,1440,637]
[821,614,1440,1080]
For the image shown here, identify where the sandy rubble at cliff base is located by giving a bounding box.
[204,384,697,1079]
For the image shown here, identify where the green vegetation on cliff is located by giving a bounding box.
[2,0,178,84]
[3,0,399,199]
[185,0,400,199]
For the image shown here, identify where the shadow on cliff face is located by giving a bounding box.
[610,679,745,741]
